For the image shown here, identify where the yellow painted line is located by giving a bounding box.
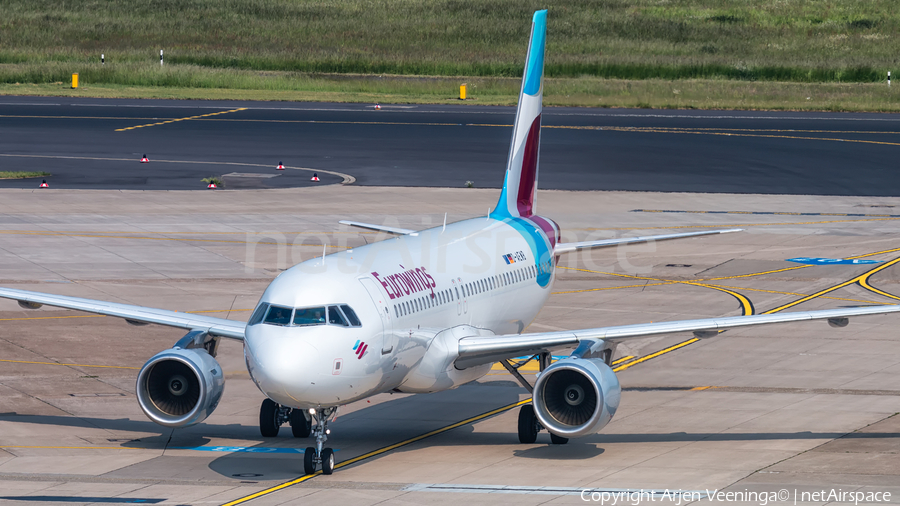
[220,474,321,505]
[552,281,675,294]
[609,126,900,136]
[690,386,714,391]
[0,359,138,370]
[613,338,700,372]
[679,281,753,315]
[7,115,898,139]
[0,230,349,248]
[762,256,900,314]
[115,108,247,131]
[191,308,251,314]
[552,277,886,306]
[0,115,177,121]
[698,265,809,282]
[0,308,250,323]
[712,284,889,306]
[219,398,532,506]
[0,445,145,450]
[601,126,900,149]
[556,267,753,315]
[557,245,900,376]
[0,314,105,322]
[858,277,900,301]
[633,209,900,218]
[0,230,372,236]
[611,355,635,365]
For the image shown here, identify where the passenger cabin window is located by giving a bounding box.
[341,305,361,326]
[249,303,269,326]
[264,305,293,326]
[293,307,326,326]
[327,305,348,326]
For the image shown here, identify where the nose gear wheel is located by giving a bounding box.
[303,407,338,475]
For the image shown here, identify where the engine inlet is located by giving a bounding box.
[146,360,201,416]
[541,369,598,426]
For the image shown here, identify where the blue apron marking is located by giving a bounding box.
[174,446,339,454]
[787,257,881,265]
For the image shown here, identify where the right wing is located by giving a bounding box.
[455,305,900,369]
[553,228,742,255]
[339,220,417,235]
[0,287,246,340]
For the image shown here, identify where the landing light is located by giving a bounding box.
[309,408,316,415]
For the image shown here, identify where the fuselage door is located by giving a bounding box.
[358,277,395,354]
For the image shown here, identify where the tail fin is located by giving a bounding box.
[492,9,547,219]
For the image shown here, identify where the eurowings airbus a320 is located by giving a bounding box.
[2,10,899,476]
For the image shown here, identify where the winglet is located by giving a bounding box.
[492,9,547,219]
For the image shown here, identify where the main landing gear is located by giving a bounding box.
[504,352,568,445]
[304,407,337,475]
[259,398,311,438]
[516,404,568,445]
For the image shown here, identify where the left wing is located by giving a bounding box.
[0,287,245,340]
[455,305,900,369]
[554,228,742,255]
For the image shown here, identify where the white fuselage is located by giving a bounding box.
[243,214,561,409]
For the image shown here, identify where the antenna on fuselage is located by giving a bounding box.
[321,242,327,263]
[442,213,447,233]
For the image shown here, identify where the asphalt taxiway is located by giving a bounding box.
[3,96,900,194]
[1,186,900,505]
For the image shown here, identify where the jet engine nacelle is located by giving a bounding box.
[532,357,621,438]
[136,348,225,428]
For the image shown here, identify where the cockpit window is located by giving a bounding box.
[327,305,348,326]
[248,303,268,326]
[293,307,326,326]
[263,305,293,326]
[341,305,362,326]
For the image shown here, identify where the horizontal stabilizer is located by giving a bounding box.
[339,220,417,235]
[554,228,742,255]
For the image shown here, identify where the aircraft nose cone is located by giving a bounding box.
[244,328,317,404]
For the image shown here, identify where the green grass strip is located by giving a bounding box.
[0,171,51,179]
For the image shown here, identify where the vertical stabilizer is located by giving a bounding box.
[492,9,546,219]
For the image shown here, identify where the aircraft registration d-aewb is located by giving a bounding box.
[3,9,900,476]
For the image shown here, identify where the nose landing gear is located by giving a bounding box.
[304,407,337,475]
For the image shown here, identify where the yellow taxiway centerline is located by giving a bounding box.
[114,108,247,131]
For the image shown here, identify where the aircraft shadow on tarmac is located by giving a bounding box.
[5,381,900,481]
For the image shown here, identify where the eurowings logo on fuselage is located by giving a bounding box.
[353,340,368,359]
[372,266,436,300]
